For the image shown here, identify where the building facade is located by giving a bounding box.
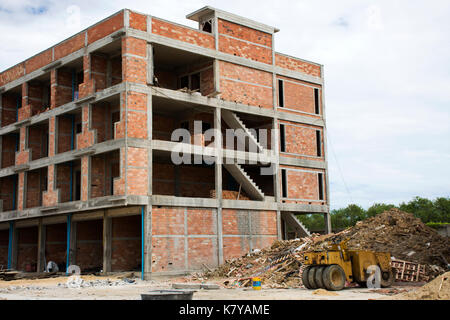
[0,7,330,277]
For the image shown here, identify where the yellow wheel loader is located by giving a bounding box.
[302,239,395,291]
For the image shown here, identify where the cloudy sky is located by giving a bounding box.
[0,0,449,209]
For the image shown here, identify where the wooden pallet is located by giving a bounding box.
[391,259,429,282]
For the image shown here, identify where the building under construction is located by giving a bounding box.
[0,7,330,278]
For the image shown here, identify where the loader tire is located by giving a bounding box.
[307,267,319,289]
[323,265,346,291]
[302,266,313,289]
[314,266,326,289]
[380,270,395,288]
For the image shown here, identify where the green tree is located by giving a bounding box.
[399,196,434,223]
[432,197,450,223]
[366,203,396,217]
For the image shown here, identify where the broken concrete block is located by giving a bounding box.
[172,283,202,289]
[200,283,220,290]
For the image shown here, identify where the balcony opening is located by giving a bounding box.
[25,167,47,208]
[19,73,51,119]
[152,44,214,96]
[1,131,20,168]
[27,120,49,161]
[153,151,215,198]
[90,150,120,199]
[1,86,22,127]
[62,57,84,102]
[152,96,214,146]
[56,110,82,154]
[222,111,273,152]
[90,94,120,144]
[87,39,122,93]
[0,174,18,212]
[56,159,81,203]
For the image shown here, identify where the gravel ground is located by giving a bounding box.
[0,275,420,300]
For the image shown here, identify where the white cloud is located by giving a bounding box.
[0,0,449,210]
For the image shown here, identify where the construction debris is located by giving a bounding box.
[203,209,450,288]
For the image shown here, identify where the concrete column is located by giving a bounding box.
[9,223,18,270]
[146,43,154,85]
[324,212,332,234]
[69,221,77,265]
[7,222,17,270]
[143,205,152,280]
[102,211,112,274]
[37,219,46,272]
[214,107,224,265]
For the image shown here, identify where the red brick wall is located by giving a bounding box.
[281,166,326,203]
[122,37,147,85]
[219,61,273,109]
[152,18,215,49]
[0,63,25,87]
[17,226,38,271]
[45,223,67,266]
[129,11,147,31]
[278,76,321,116]
[111,215,141,271]
[87,11,124,45]
[54,33,85,61]
[280,120,323,158]
[75,219,102,271]
[126,147,148,196]
[1,93,19,127]
[25,168,47,208]
[125,91,148,139]
[151,207,277,272]
[0,229,8,267]
[25,49,52,74]
[151,206,218,272]
[275,53,321,77]
[222,209,277,260]
[218,19,272,64]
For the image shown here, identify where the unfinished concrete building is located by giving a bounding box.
[0,7,330,277]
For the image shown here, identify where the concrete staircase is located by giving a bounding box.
[282,212,311,237]
[223,163,265,201]
[222,110,265,153]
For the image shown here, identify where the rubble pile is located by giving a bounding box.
[329,209,450,274]
[203,209,449,287]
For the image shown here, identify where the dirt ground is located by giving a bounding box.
[0,274,426,300]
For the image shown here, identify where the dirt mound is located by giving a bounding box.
[203,209,449,287]
[389,271,450,300]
